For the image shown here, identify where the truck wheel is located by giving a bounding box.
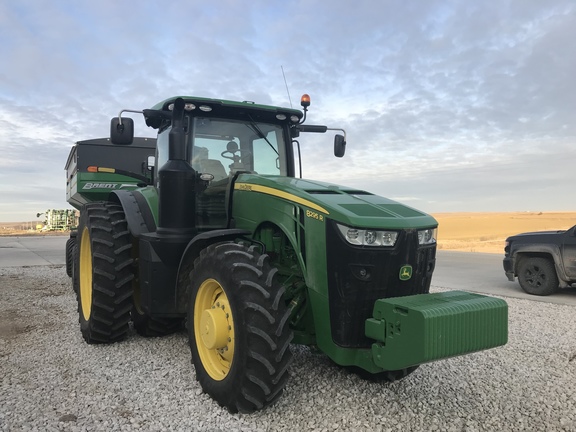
[76,202,134,344]
[517,257,559,296]
[187,242,293,413]
[65,237,76,278]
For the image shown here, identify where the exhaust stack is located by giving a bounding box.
[157,98,197,236]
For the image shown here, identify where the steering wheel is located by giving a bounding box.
[220,141,251,160]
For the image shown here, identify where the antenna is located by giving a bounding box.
[281,65,292,108]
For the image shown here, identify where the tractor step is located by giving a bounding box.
[365,290,508,370]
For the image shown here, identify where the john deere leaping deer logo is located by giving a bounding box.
[399,265,413,281]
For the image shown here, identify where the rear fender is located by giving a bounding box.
[109,190,156,237]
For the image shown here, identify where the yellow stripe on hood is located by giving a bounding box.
[234,183,329,215]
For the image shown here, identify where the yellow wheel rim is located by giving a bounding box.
[79,227,93,320]
[194,278,235,380]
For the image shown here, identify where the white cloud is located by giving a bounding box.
[0,0,575,221]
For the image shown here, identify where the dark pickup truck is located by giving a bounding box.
[503,224,576,295]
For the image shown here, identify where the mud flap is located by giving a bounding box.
[365,291,508,370]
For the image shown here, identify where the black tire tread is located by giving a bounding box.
[132,314,184,337]
[76,202,134,344]
[188,242,293,413]
[65,237,75,278]
[347,364,420,382]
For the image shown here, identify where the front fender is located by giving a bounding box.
[512,244,569,285]
[174,229,251,313]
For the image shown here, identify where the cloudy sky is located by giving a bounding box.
[1,0,575,222]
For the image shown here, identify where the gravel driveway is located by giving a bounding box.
[1,265,575,431]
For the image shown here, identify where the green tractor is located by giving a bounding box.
[65,94,507,413]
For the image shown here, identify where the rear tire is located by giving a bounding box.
[128,233,183,337]
[65,236,76,278]
[131,308,183,337]
[71,243,79,295]
[517,257,558,296]
[76,202,134,344]
[187,242,293,413]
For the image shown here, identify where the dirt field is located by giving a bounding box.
[433,211,576,254]
[0,221,46,234]
[2,212,576,254]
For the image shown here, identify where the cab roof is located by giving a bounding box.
[151,95,303,119]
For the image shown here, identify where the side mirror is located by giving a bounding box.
[110,117,134,145]
[334,134,346,157]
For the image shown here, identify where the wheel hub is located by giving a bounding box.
[527,266,544,286]
[200,307,229,350]
[194,279,235,380]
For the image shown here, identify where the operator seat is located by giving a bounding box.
[199,159,227,182]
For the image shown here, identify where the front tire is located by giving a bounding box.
[346,365,420,382]
[517,257,559,296]
[76,202,134,343]
[187,242,293,413]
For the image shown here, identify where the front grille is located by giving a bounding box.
[325,220,436,348]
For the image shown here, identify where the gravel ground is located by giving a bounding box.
[1,265,575,432]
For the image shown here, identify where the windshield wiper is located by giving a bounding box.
[246,116,279,156]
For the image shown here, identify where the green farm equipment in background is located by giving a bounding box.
[36,209,77,231]
[64,94,507,413]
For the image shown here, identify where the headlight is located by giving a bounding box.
[336,223,398,247]
[417,228,437,245]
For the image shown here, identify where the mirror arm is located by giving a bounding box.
[117,109,144,126]
[326,127,346,141]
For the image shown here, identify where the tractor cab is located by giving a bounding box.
[110,95,344,232]
[155,114,292,230]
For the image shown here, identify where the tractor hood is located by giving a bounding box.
[234,174,437,230]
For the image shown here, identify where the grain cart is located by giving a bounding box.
[65,95,508,413]
[64,137,156,278]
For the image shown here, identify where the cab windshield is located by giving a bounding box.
[191,117,287,178]
[156,117,288,179]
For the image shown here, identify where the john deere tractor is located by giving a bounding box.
[65,94,507,413]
